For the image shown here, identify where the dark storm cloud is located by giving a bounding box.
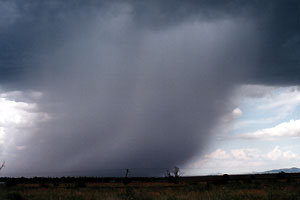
[252,1,300,85]
[1,0,298,86]
[130,0,300,86]
[0,0,299,176]
[0,0,102,87]
[131,0,300,85]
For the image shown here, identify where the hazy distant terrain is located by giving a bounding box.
[264,167,300,174]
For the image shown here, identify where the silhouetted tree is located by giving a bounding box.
[172,166,180,178]
[166,166,181,184]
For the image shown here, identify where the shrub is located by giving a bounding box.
[6,191,25,200]
[74,182,87,188]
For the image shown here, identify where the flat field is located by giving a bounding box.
[1,174,300,200]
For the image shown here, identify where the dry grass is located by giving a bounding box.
[1,179,300,200]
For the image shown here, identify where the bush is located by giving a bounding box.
[53,182,60,187]
[125,188,136,200]
[74,182,87,188]
[6,192,25,200]
[39,183,49,188]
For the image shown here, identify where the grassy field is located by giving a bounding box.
[1,176,300,200]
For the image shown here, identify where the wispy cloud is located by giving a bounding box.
[257,88,300,110]
[233,86,300,131]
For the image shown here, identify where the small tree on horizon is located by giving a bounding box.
[166,166,181,184]
[172,166,180,178]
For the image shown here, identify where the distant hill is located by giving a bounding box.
[264,167,300,174]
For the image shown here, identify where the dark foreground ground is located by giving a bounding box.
[0,173,300,200]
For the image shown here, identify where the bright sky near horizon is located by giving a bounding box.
[185,85,300,175]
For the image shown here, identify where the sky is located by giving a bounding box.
[0,0,300,177]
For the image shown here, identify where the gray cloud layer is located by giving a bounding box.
[0,0,299,176]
